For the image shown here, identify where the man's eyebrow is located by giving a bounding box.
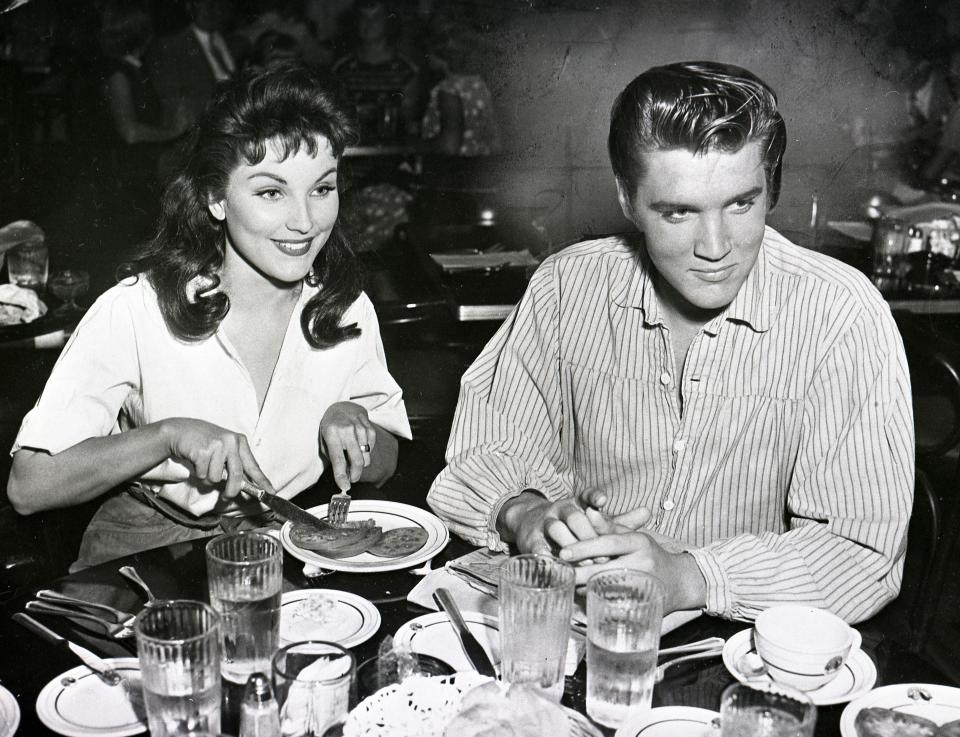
[723,186,763,206]
[648,186,764,211]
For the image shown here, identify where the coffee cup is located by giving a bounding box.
[753,605,861,691]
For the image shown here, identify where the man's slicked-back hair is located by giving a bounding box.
[608,61,787,208]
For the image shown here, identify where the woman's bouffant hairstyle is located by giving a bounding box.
[608,61,787,208]
[121,61,361,349]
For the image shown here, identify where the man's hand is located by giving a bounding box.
[161,418,274,499]
[497,490,652,556]
[320,401,375,491]
[560,531,707,613]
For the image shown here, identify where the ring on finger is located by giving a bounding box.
[359,443,371,453]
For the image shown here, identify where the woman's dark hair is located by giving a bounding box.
[121,61,361,349]
[608,61,787,208]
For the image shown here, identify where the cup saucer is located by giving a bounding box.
[721,628,877,706]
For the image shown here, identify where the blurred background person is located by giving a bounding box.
[148,0,238,176]
[419,14,500,157]
[332,0,419,143]
[94,0,192,245]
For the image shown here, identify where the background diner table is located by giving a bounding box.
[0,471,954,737]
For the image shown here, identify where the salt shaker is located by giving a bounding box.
[240,672,280,737]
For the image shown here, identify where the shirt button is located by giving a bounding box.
[659,372,672,386]
[662,499,676,511]
[673,437,686,452]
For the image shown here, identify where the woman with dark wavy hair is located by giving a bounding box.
[7,62,410,570]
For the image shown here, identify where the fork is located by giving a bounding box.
[654,647,724,682]
[328,490,351,527]
[35,590,138,627]
[118,565,158,605]
[25,601,135,638]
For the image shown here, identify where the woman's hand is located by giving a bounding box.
[160,418,273,499]
[320,402,376,491]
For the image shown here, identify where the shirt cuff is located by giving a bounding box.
[686,547,732,618]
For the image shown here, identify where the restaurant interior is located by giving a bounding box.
[1,0,960,731]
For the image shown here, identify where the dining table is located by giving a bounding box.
[0,474,955,737]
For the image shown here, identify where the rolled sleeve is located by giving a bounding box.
[348,296,411,440]
[428,260,575,548]
[13,287,140,456]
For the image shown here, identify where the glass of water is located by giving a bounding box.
[7,237,48,290]
[586,569,665,729]
[720,682,816,737]
[272,640,356,737]
[205,531,283,686]
[498,553,575,701]
[134,600,222,737]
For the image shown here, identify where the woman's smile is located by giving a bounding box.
[273,238,314,257]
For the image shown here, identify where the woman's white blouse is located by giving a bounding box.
[13,277,411,515]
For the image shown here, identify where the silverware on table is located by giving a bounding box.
[118,565,158,605]
[35,589,137,627]
[13,612,124,685]
[433,587,497,678]
[238,480,332,530]
[655,647,725,682]
[24,600,134,639]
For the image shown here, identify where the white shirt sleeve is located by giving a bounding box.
[346,294,411,440]
[13,284,142,456]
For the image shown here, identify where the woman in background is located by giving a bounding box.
[7,62,410,570]
[96,0,192,241]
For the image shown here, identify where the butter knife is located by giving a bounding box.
[239,481,332,530]
[13,612,123,686]
[433,587,497,678]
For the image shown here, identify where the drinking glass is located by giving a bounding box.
[586,569,664,728]
[272,640,356,737]
[720,682,816,737]
[498,553,575,701]
[48,269,90,313]
[206,531,283,685]
[7,238,48,290]
[134,600,222,737]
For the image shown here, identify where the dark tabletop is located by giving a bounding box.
[0,471,955,737]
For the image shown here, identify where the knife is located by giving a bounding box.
[13,612,123,686]
[239,480,332,530]
[433,587,498,678]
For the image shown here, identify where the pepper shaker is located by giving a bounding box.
[240,672,280,737]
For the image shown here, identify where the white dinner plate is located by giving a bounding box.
[280,500,449,573]
[615,706,720,737]
[394,611,500,674]
[722,628,877,706]
[36,657,145,737]
[839,683,960,736]
[280,589,381,648]
[0,684,19,737]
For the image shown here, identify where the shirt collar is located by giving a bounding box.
[611,230,776,334]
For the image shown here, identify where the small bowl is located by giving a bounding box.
[356,652,454,700]
[754,605,861,691]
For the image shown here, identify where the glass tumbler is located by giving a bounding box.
[206,531,283,685]
[720,682,816,737]
[272,640,356,737]
[6,237,48,290]
[134,600,222,737]
[498,553,575,701]
[586,569,665,728]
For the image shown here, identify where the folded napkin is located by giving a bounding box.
[0,283,47,325]
[407,549,702,676]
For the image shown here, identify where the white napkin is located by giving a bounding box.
[0,283,47,324]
